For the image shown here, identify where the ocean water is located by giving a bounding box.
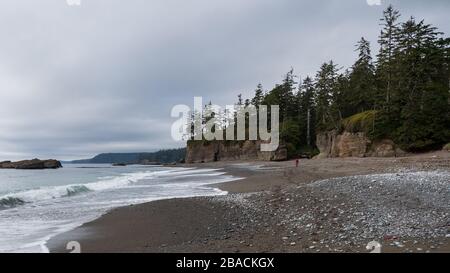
[0,164,240,253]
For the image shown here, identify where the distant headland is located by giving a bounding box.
[65,149,186,165]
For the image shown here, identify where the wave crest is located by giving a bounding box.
[0,197,26,210]
[65,185,92,197]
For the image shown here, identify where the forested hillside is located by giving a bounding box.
[211,5,449,157]
[70,149,186,164]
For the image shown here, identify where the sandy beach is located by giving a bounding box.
[47,152,450,253]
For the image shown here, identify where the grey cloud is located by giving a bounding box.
[0,0,448,160]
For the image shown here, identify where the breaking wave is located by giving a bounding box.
[0,168,226,210]
[0,197,26,210]
[0,170,157,208]
[65,185,92,197]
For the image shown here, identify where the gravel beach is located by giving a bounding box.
[48,152,450,253]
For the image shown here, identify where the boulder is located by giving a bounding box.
[139,160,162,165]
[368,139,397,157]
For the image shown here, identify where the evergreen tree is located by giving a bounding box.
[392,17,450,150]
[314,61,339,130]
[189,5,449,157]
[331,72,350,122]
[297,76,316,148]
[376,5,401,108]
[237,94,243,106]
[279,69,297,122]
[348,37,376,114]
[251,84,265,107]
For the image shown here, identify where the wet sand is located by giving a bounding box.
[47,152,450,253]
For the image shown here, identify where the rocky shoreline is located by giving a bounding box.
[0,159,62,170]
[47,152,449,253]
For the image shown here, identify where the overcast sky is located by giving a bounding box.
[0,0,448,160]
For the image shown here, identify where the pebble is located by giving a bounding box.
[212,170,449,253]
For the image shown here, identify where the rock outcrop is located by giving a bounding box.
[0,159,62,169]
[185,140,288,164]
[444,143,450,152]
[316,130,406,159]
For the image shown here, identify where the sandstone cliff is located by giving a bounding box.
[185,141,288,163]
[0,159,62,169]
[316,130,406,159]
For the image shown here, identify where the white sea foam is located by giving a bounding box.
[0,168,227,205]
[0,171,150,204]
[0,165,241,253]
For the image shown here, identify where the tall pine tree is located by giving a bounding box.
[348,37,376,114]
[376,5,401,108]
[392,17,450,150]
[297,76,317,148]
[314,61,339,130]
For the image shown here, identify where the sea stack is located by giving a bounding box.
[0,159,62,170]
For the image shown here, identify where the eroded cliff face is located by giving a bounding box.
[316,130,406,159]
[185,141,288,163]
